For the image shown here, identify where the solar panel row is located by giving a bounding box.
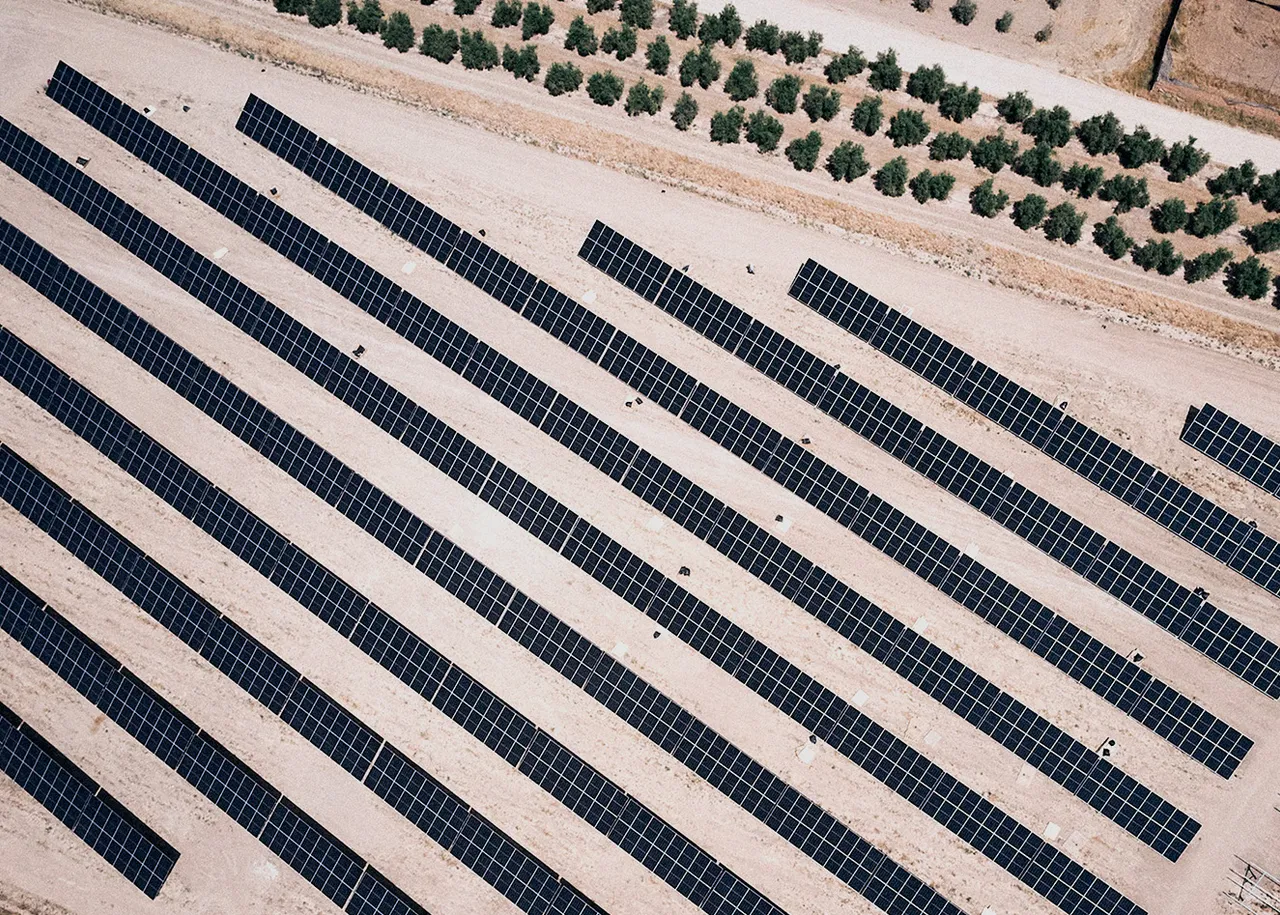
[0,683,178,898]
[577,228,1280,706]
[787,262,1280,599]
[217,97,1219,859]
[221,96,1252,791]
[1182,406,1280,501]
[0,237,960,915]
[0,566,425,915]
[1,111,1139,915]
[0,177,966,915]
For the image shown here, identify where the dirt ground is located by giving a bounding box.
[1165,0,1280,125]
[0,2,1279,915]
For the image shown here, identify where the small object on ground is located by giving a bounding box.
[746,264,755,274]
[801,436,811,445]
[653,631,660,639]
[681,264,690,272]
[775,514,784,523]
[1059,400,1068,409]
[353,345,366,358]
[625,400,634,408]
[75,156,89,167]
[479,228,486,237]
[678,566,691,576]
[182,105,190,112]
[269,187,278,196]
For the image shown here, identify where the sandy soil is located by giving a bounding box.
[0,3,1278,915]
[1168,0,1280,112]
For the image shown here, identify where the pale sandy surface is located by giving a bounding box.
[0,4,1278,915]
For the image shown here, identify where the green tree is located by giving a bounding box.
[744,19,781,53]
[1013,143,1062,187]
[276,0,310,17]
[602,24,638,60]
[887,109,930,147]
[1116,126,1165,169]
[912,0,933,10]
[850,96,883,136]
[929,131,972,161]
[910,169,955,202]
[996,90,1034,124]
[669,0,698,39]
[801,85,841,122]
[1092,216,1133,259]
[765,75,801,114]
[1034,23,1052,42]
[1012,193,1047,229]
[950,0,977,24]
[1224,256,1274,300]
[521,3,553,39]
[698,4,741,46]
[1060,163,1104,198]
[969,178,1009,217]
[873,156,909,196]
[826,141,869,181]
[544,62,583,95]
[624,80,665,115]
[491,0,522,28]
[308,0,342,27]
[679,46,720,88]
[1243,219,1280,255]
[1022,105,1072,147]
[938,82,981,122]
[1149,198,1187,234]
[586,0,615,11]
[1206,160,1257,198]
[501,43,540,79]
[1251,171,1280,213]
[824,46,866,84]
[1097,174,1149,213]
[785,130,823,171]
[1161,136,1209,182]
[724,59,758,100]
[459,28,499,68]
[646,36,671,74]
[867,49,902,91]
[565,16,598,55]
[453,0,480,13]
[1131,239,1183,276]
[421,24,460,61]
[1043,201,1084,243]
[744,110,783,151]
[382,10,415,50]
[907,64,946,103]
[586,71,625,105]
[620,0,654,29]
[1187,197,1237,237]
[1183,247,1232,283]
[353,0,384,33]
[970,130,1018,172]
[995,10,1013,31]
[778,30,812,64]
[671,91,698,130]
[1075,111,1124,156]
[709,105,745,142]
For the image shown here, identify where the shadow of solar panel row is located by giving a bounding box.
[0,686,178,897]
[0,446,609,915]
[576,227,1280,706]
[0,254,785,915]
[0,567,427,915]
[788,262,1280,599]
[1182,406,1280,500]
[222,97,1215,858]
[0,185,961,915]
[5,101,1140,915]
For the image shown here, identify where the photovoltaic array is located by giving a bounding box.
[0,678,178,898]
[577,226,1280,704]
[0,448,599,915]
[0,564,427,915]
[787,262,1280,598]
[1182,406,1280,501]
[227,90,1249,799]
[9,69,1153,915]
[0,226,959,915]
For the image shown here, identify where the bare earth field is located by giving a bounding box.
[1,2,1279,915]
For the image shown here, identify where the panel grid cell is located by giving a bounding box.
[1182,405,1280,500]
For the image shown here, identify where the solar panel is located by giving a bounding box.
[220,98,1252,787]
[785,261,1280,597]
[0,238,962,915]
[0,574,426,913]
[1182,405,1280,500]
[0,686,178,898]
[575,224,1280,705]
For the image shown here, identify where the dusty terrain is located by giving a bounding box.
[0,2,1279,915]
